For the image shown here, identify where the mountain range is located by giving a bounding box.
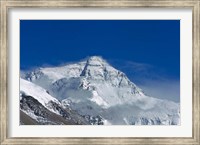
[20,56,180,125]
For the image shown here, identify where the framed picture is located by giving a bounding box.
[0,0,199,145]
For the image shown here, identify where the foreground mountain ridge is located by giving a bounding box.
[20,56,180,125]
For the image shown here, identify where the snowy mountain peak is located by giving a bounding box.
[86,56,107,67]
[80,56,133,86]
[22,56,143,96]
[88,56,105,61]
[80,56,108,78]
[20,56,180,125]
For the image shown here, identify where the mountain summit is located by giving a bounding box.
[20,56,180,125]
[86,56,107,65]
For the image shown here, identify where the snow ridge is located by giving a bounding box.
[20,78,61,114]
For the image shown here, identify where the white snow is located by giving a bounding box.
[123,118,129,125]
[20,78,61,114]
[90,90,109,108]
[39,62,86,82]
[21,56,180,125]
[103,119,112,125]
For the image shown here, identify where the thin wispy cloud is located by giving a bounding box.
[108,59,180,102]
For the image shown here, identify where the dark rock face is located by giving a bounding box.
[84,115,104,125]
[20,95,49,118]
[20,94,89,125]
[46,101,71,119]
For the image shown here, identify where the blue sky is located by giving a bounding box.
[20,20,180,102]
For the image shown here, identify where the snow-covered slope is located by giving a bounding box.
[20,78,89,125]
[21,56,180,125]
[20,78,61,114]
